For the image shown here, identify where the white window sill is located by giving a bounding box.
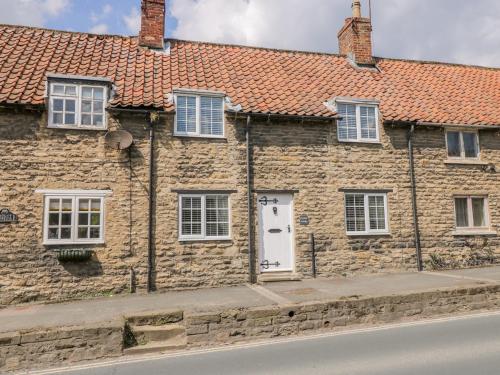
[48,125,107,131]
[174,133,226,140]
[452,230,497,236]
[444,159,488,166]
[339,140,382,145]
[346,232,391,237]
[179,237,232,242]
[44,240,105,246]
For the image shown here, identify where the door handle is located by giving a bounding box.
[268,228,282,233]
[288,225,291,233]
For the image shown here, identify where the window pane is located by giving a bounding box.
[176,96,197,133]
[200,96,223,136]
[181,196,202,236]
[218,223,229,236]
[48,228,59,239]
[472,198,486,227]
[82,100,92,113]
[61,213,72,226]
[65,86,77,96]
[61,227,71,239]
[79,199,89,211]
[447,132,461,157]
[62,199,72,211]
[360,106,377,139]
[93,88,104,100]
[53,99,64,111]
[337,104,357,141]
[91,199,101,211]
[90,228,100,239]
[368,196,386,230]
[82,114,92,125]
[90,213,100,225]
[82,87,93,99]
[49,199,60,211]
[94,100,104,113]
[455,198,469,227]
[78,227,89,239]
[53,113,63,124]
[49,213,59,225]
[78,213,89,225]
[345,194,365,232]
[64,113,75,124]
[53,85,65,95]
[93,115,103,126]
[463,133,478,158]
[65,99,76,112]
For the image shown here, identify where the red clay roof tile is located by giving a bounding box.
[1,25,500,126]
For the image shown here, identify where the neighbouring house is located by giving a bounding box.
[1,0,500,305]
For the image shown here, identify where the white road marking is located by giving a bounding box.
[246,284,292,305]
[422,270,498,284]
[23,309,500,375]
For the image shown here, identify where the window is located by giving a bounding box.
[446,131,479,159]
[49,82,107,129]
[179,194,230,240]
[454,196,489,230]
[43,194,105,244]
[345,193,388,235]
[337,102,379,142]
[175,94,224,137]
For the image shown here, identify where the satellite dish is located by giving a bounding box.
[104,130,133,150]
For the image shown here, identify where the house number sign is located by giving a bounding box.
[0,209,18,224]
[299,215,310,225]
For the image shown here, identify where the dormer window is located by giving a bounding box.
[336,101,379,143]
[48,79,107,129]
[174,91,224,138]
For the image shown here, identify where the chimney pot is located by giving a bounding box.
[139,0,166,49]
[352,0,362,18]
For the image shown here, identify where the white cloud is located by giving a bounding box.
[0,0,70,27]
[170,0,500,67]
[103,4,112,15]
[89,23,109,34]
[123,6,141,34]
[91,3,113,24]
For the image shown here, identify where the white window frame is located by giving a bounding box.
[42,192,107,245]
[453,195,490,231]
[445,130,480,160]
[344,192,389,235]
[48,82,108,130]
[174,93,225,138]
[178,194,231,241]
[336,101,380,143]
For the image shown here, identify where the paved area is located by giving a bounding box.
[32,311,500,375]
[2,266,500,333]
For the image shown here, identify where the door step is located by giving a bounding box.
[124,310,187,356]
[258,273,302,283]
[123,339,187,356]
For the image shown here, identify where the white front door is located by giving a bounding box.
[258,194,294,273]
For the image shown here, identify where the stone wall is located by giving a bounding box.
[413,127,500,268]
[2,107,500,305]
[0,322,123,372]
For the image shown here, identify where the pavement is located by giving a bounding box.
[40,310,500,375]
[2,266,500,333]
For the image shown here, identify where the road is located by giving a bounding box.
[36,311,500,375]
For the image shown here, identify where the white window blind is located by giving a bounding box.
[175,94,224,137]
[179,194,230,240]
[337,102,379,142]
[345,193,388,235]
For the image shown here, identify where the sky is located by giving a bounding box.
[0,0,499,68]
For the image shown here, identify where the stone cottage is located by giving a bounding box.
[1,0,500,305]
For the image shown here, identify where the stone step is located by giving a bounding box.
[123,338,187,356]
[258,273,302,283]
[124,309,184,326]
[131,324,186,344]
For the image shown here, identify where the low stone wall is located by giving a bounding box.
[184,285,500,347]
[2,284,500,372]
[0,322,123,372]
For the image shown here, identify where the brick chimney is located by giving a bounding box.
[337,0,374,66]
[139,0,165,49]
